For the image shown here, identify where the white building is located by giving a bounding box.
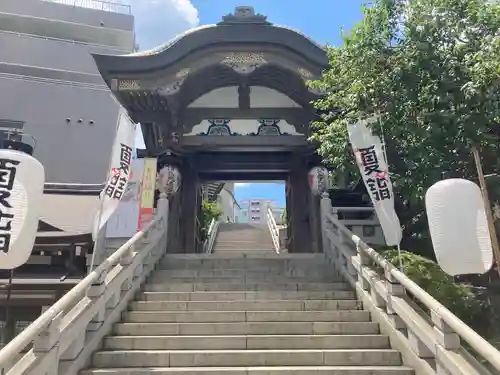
[237,198,284,224]
[216,182,241,223]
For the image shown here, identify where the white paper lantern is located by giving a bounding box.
[308,167,330,195]
[425,178,493,276]
[157,165,181,197]
[0,150,45,270]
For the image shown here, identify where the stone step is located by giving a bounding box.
[91,349,403,367]
[212,249,277,253]
[129,300,361,311]
[213,241,274,245]
[81,366,414,375]
[159,255,325,264]
[103,334,390,350]
[144,282,349,293]
[214,243,275,248]
[161,254,324,259]
[113,321,381,336]
[137,290,356,302]
[148,276,341,284]
[121,310,370,323]
[152,269,336,278]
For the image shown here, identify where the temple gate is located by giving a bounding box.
[93,6,330,253]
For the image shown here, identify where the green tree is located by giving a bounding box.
[199,200,222,242]
[281,208,287,224]
[311,0,500,252]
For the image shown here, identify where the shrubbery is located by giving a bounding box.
[381,249,491,336]
[199,200,222,243]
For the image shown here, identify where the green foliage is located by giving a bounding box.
[311,0,500,243]
[281,209,287,223]
[199,200,222,242]
[381,249,490,334]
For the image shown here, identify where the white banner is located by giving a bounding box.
[348,118,402,246]
[93,109,136,239]
[105,157,145,238]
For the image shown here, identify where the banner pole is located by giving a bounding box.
[471,144,500,276]
[88,109,126,274]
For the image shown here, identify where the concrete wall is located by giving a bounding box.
[217,185,239,222]
[0,0,134,184]
[0,0,134,49]
[0,32,126,74]
[0,78,120,184]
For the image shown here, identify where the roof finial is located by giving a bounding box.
[219,6,270,25]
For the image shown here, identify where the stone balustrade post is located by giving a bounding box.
[383,269,406,329]
[86,271,107,332]
[119,244,135,292]
[33,313,62,354]
[357,247,371,290]
[431,310,460,350]
[320,193,332,254]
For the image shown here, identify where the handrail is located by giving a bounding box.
[266,207,280,254]
[0,198,169,373]
[319,193,500,373]
[204,219,219,254]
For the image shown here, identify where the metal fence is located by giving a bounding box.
[40,0,131,15]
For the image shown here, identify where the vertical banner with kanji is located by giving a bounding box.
[105,156,144,238]
[348,118,402,246]
[92,109,136,240]
[138,158,157,231]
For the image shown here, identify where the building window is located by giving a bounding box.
[0,120,34,155]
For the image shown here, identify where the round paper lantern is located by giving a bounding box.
[425,178,493,276]
[157,165,181,197]
[308,167,330,195]
[0,150,45,270]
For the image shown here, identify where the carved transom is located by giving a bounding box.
[256,119,281,136]
[118,79,141,90]
[206,119,233,136]
[297,67,313,79]
[158,69,191,96]
[221,52,267,74]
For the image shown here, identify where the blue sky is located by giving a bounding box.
[132,0,366,207]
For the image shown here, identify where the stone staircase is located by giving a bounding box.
[213,223,276,254]
[81,253,414,374]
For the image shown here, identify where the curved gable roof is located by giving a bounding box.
[93,6,329,75]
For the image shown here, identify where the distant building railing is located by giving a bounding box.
[41,0,132,15]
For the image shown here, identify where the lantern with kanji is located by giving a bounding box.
[308,166,330,195]
[157,165,181,197]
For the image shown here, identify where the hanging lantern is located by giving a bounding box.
[0,150,45,270]
[157,165,181,197]
[308,166,330,195]
[426,178,493,276]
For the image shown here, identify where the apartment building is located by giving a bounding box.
[0,0,135,347]
[0,0,135,184]
[237,198,285,224]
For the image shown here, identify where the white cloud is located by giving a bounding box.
[130,0,200,51]
[130,0,199,148]
[235,183,251,188]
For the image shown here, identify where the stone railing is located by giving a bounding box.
[334,206,385,245]
[320,193,500,375]
[0,198,170,375]
[203,219,219,253]
[266,207,281,254]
